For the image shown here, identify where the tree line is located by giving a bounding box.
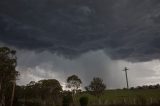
[14,75,106,106]
[129,84,160,90]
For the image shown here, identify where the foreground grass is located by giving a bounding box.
[18,89,160,106]
[77,89,160,105]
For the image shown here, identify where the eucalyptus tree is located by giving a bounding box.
[66,75,82,105]
[66,75,82,94]
[0,47,19,106]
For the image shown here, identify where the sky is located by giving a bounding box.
[1,0,160,89]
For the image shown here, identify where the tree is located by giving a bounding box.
[66,75,82,105]
[66,75,82,94]
[15,79,62,106]
[0,47,19,106]
[38,79,62,106]
[85,77,106,98]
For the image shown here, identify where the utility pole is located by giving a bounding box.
[123,67,129,89]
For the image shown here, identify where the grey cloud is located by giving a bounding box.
[1,0,160,61]
[16,50,115,87]
[16,50,160,88]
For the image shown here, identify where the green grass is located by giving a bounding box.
[103,89,160,99]
[76,89,160,105]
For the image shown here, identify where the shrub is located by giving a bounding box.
[79,96,89,106]
[62,94,73,106]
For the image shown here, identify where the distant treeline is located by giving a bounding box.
[128,84,160,90]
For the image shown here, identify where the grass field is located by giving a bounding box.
[18,89,160,106]
[77,89,160,105]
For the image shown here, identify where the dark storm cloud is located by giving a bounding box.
[1,0,160,61]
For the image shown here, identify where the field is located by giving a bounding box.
[17,89,160,106]
[77,89,160,105]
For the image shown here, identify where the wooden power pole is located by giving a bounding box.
[123,67,129,89]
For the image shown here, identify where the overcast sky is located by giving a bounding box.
[1,0,160,89]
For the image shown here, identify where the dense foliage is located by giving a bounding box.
[79,96,88,106]
[16,79,62,106]
[0,47,19,106]
[62,92,73,106]
[85,77,106,98]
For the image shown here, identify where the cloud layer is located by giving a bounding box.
[1,0,160,88]
[1,0,160,61]
[16,50,160,88]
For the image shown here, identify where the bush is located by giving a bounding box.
[79,96,88,106]
[62,94,73,106]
